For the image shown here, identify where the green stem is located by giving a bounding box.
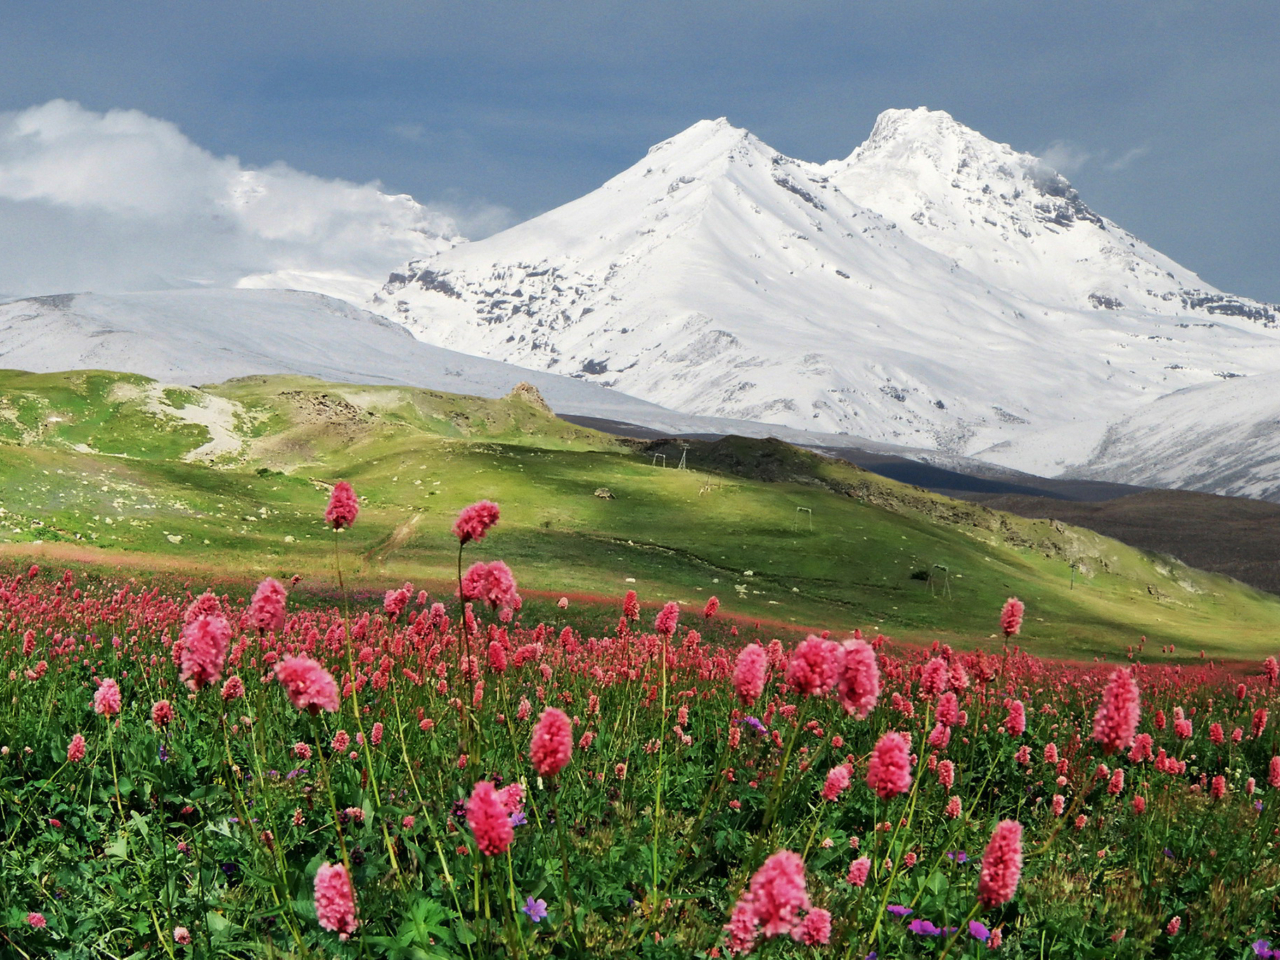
[650,630,669,903]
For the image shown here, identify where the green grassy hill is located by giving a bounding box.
[1,368,1277,659]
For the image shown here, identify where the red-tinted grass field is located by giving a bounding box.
[2,491,1279,959]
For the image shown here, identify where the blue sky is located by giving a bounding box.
[2,1,1277,300]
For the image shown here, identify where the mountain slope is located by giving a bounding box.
[1064,371,1280,501]
[372,110,1280,466]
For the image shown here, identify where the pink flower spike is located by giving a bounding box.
[733,644,768,706]
[530,707,573,777]
[742,850,811,939]
[977,820,1023,909]
[467,780,515,855]
[1093,668,1141,755]
[655,601,680,638]
[792,908,831,945]
[67,733,86,762]
[325,481,359,530]
[822,764,852,802]
[179,614,231,692]
[838,638,880,718]
[1000,597,1024,637]
[785,636,844,697]
[866,731,912,799]
[460,560,520,613]
[248,578,287,634]
[275,656,340,714]
[847,857,871,887]
[453,500,499,544]
[314,862,359,939]
[93,678,122,716]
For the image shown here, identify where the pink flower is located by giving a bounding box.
[1051,794,1065,816]
[221,675,245,702]
[822,764,852,802]
[27,912,46,928]
[837,638,880,718]
[1092,668,1140,755]
[929,723,951,750]
[498,782,525,815]
[1107,768,1125,796]
[792,908,831,945]
[173,926,191,944]
[325,481,359,530]
[1166,916,1181,936]
[274,656,340,714]
[93,678,122,716]
[703,595,720,619]
[743,850,811,938]
[847,857,871,887]
[1265,655,1279,687]
[179,614,231,692]
[937,759,955,790]
[467,780,514,855]
[294,741,312,760]
[151,700,174,726]
[866,731,912,799]
[248,578,287,634]
[332,729,350,753]
[655,601,680,638]
[919,657,949,698]
[487,641,507,673]
[1132,795,1146,814]
[67,733,86,762]
[314,862,359,939]
[1004,699,1026,736]
[733,644,768,706]
[384,586,411,618]
[183,591,224,625]
[1000,597,1024,637]
[370,722,383,746]
[623,589,639,621]
[460,561,521,613]
[944,795,962,819]
[1253,709,1268,738]
[1210,775,1226,800]
[785,636,843,697]
[936,691,960,727]
[1269,755,1280,788]
[977,820,1023,909]
[724,900,759,955]
[530,707,573,777]
[453,500,500,544]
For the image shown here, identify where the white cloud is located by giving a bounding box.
[0,100,470,298]
[1039,139,1094,176]
[1038,138,1149,178]
[1105,145,1149,171]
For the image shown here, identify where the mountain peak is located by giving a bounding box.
[849,107,1023,174]
[644,117,761,163]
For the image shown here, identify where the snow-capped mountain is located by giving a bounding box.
[371,108,1280,463]
[1061,372,1280,502]
[0,287,940,444]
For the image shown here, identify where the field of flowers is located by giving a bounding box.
[2,486,1279,958]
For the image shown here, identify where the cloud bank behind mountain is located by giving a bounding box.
[0,100,470,298]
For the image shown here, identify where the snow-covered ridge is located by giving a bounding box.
[370,108,1280,467]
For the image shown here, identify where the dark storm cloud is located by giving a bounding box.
[0,1,1276,298]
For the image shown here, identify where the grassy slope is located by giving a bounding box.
[0,368,1277,659]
